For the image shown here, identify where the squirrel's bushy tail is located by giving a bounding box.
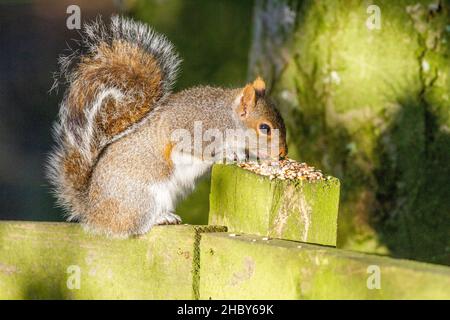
[47,16,181,220]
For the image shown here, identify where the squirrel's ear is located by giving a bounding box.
[237,77,266,118]
[252,76,266,98]
[238,84,256,118]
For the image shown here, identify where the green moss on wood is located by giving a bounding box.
[199,232,450,300]
[209,164,340,246]
[1,221,448,299]
[0,221,225,299]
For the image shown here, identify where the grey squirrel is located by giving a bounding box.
[47,16,287,237]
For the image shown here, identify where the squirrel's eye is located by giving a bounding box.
[259,123,271,135]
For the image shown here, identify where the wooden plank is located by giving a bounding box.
[0,221,225,299]
[199,232,450,299]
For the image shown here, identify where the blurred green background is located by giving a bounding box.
[248,0,450,265]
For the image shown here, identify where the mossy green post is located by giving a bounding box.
[199,232,450,300]
[0,221,225,299]
[249,0,450,264]
[209,164,340,246]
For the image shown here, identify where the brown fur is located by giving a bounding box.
[86,198,141,235]
[163,142,174,169]
[63,149,90,192]
[67,40,163,139]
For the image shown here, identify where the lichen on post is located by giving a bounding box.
[209,164,340,246]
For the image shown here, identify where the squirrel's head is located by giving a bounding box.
[235,77,288,160]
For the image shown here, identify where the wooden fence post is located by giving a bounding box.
[209,164,340,246]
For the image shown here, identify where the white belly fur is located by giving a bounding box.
[149,152,212,219]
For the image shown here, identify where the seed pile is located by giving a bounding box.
[238,158,327,181]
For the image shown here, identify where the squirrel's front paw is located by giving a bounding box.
[155,212,182,225]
